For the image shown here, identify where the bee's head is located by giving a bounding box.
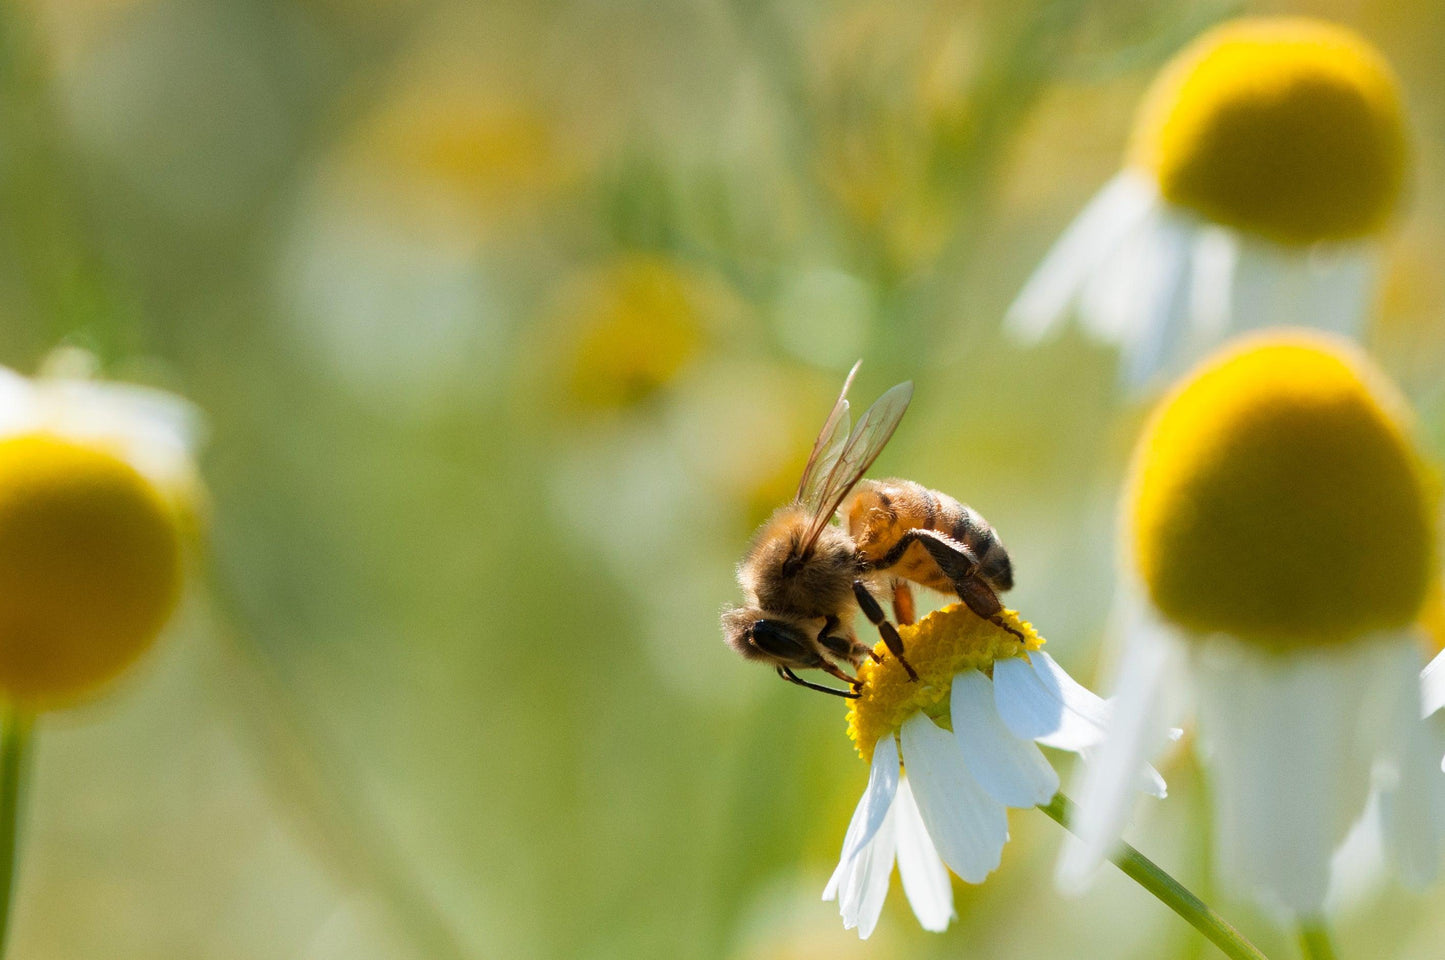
[721,607,822,669]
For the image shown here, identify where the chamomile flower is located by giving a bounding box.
[0,352,201,707]
[1007,18,1410,387]
[825,603,1165,937]
[1063,332,1444,916]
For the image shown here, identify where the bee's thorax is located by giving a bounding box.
[738,505,860,620]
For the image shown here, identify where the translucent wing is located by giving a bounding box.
[795,360,861,507]
[800,379,913,553]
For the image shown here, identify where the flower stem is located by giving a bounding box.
[1297,920,1338,960]
[1038,793,1270,960]
[0,709,31,958]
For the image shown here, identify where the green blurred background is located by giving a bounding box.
[2,0,1444,956]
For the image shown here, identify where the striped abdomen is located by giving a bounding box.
[844,478,1013,594]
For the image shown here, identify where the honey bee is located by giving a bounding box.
[722,361,1022,698]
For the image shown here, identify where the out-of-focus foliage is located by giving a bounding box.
[1,0,1443,957]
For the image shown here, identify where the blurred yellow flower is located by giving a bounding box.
[1130,334,1434,650]
[811,4,973,270]
[544,255,721,413]
[1008,17,1409,388]
[1065,331,1444,915]
[354,75,571,216]
[1133,17,1408,247]
[0,357,200,707]
[327,46,579,247]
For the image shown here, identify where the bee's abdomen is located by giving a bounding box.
[951,504,1013,592]
[846,479,1012,593]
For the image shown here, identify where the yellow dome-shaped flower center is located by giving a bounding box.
[1131,17,1409,246]
[0,434,183,705]
[1129,332,1436,652]
[847,604,1042,761]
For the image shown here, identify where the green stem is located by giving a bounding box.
[1038,793,1270,960]
[0,709,31,958]
[1298,920,1338,960]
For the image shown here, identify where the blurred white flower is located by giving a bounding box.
[0,350,202,706]
[1007,18,1408,388]
[1062,333,1445,916]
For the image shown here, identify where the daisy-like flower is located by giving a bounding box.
[1063,331,1444,917]
[0,351,201,708]
[824,602,1166,937]
[1007,18,1410,387]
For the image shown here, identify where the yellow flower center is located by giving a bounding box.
[1129,332,1436,652]
[558,256,708,411]
[0,435,183,706]
[847,604,1043,761]
[1131,17,1409,246]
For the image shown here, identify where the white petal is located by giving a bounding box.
[844,735,900,863]
[0,367,41,437]
[993,650,1109,752]
[1374,642,1444,890]
[1379,716,1445,890]
[827,790,898,938]
[1137,764,1169,800]
[893,777,954,932]
[1185,226,1237,349]
[1078,205,1166,344]
[900,712,1008,884]
[1300,246,1376,337]
[824,735,900,899]
[952,670,1058,807]
[1057,604,1181,892]
[1223,238,1375,341]
[43,377,203,493]
[1227,237,1300,334]
[848,804,898,939]
[1194,641,1382,914]
[1421,648,1445,719]
[1325,795,1388,912]
[1005,172,1157,343]
[1118,211,1195,388]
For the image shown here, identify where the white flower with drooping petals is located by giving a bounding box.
[1007,18,1409,389]
[1062,333,1445,917]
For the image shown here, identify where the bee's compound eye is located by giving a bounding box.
[749,620,810,662]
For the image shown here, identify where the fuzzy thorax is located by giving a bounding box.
[847,603,1042,761]
[1129,331,1437,652]
[1131,17,1408,246]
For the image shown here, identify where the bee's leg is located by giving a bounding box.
[818,659,862,688]
[868,528,979,578]
[891,580,917,626]
[853,581,919,681]
[817,615,878,669]
[901,535,1027,643]
[777,666,859,699]
[951,575,1027,644]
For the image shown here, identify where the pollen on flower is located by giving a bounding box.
[0,434,183,705]
[847,603,1043,761]
[1129,331,1436,653]
[1130,17,1409,246]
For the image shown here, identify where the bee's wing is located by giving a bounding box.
[799,379,913,552]
[795,360,861,506]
